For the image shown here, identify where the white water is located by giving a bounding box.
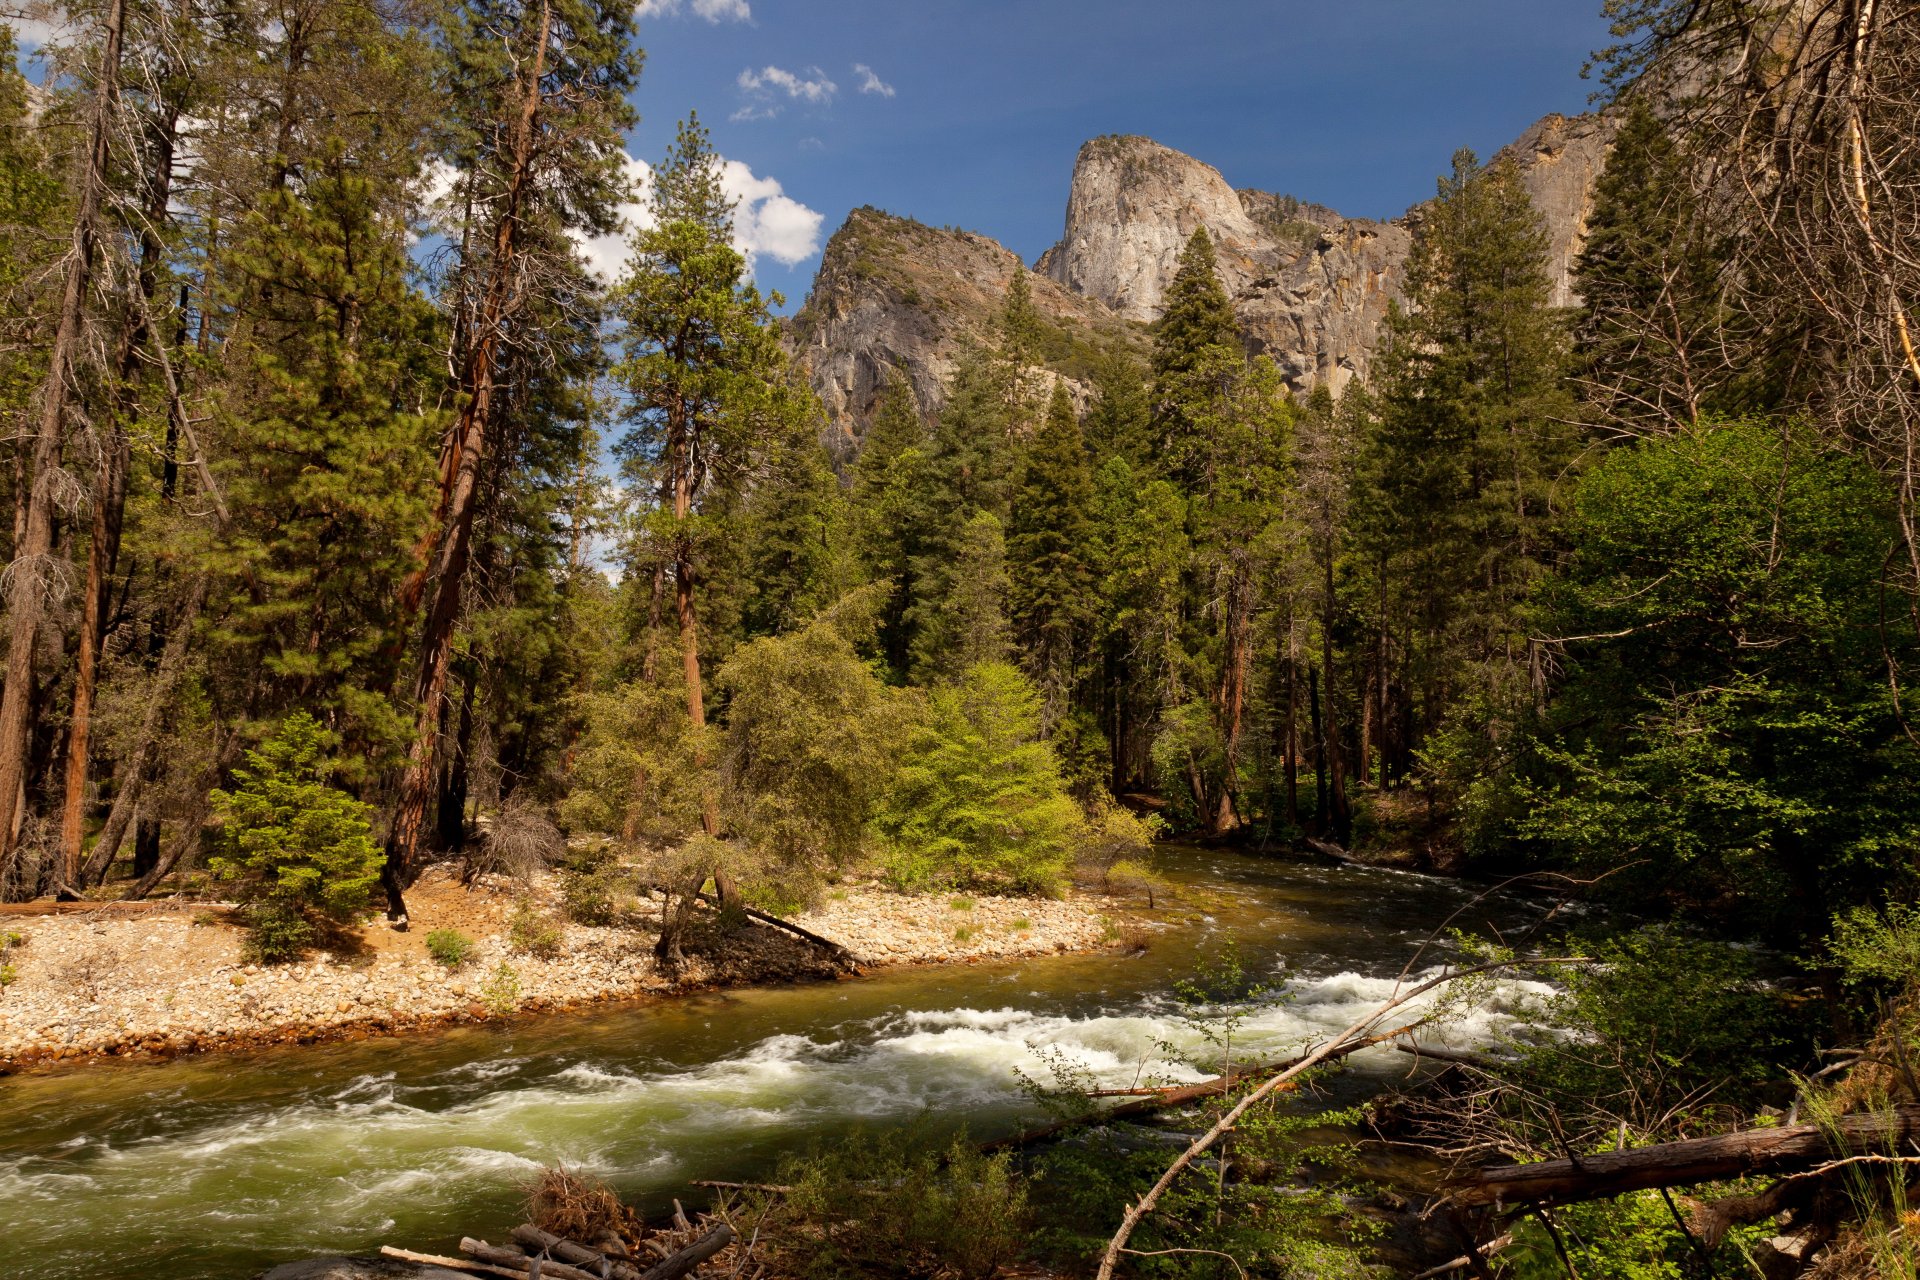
[0,851,1561,1278]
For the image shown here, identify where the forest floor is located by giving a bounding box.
[0,867,1133,1072]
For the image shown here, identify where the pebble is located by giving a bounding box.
[0,865,1123,1071]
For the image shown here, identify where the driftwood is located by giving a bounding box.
[1394,1041,1499,1070]
[687,890,856,970]
[509,1225,640,1280]
[461,1239,600,1280]
[1451,1106,1920,1208]
[1411,1232,1514,1279]
[636,1225,734,1280]
[380,1246,531,1279]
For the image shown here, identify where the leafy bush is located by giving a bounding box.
[558,841,626,926]
[876,662,1083,894]
[208,712,383,963]
[756,1129,1029,1280]
[509,900,564,959]
[715,606,915,906]
[480,961,521,1015]
[425,928,474,968]
[1509,927,1806,1135]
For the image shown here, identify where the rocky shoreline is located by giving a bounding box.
[0,866,1130,1073]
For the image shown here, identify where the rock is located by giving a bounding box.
[792,113,1617,440]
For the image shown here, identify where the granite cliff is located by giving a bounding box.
[788,111,1617,443]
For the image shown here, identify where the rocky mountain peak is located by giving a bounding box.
[1036,135,1271,321]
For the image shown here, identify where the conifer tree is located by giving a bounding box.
[1364,149,1576,751]
[209,162,443,780]
[912,509,1012,682]
[847,375,929,678]
[1008,382,1097,729]
[1572,98,1737,431]
[383,0,638,911]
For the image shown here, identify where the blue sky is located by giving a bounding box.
[630,0,1617,307]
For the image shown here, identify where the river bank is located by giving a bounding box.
[0,864,1132,1072]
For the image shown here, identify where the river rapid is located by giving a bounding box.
[0,847,1561,1279]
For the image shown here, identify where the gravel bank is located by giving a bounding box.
[0,867,1126,1071]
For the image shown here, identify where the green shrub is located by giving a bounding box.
[876,662,1082,894]
[208,713,383,963]
[425,928,474,968]
[508,900,564,959]
[480,961,521,1015]
[1510,926,1806,1133]
[761,1130,1028,1280]
[559,842,625,926]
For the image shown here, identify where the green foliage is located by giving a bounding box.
[1831,904,1920,994]
[208,713,383,962]
[559,675,709,846]
[876,663,1083,893]
[425,929,475,968]
[508,900,565,959]
[479,961,522,1015]
[557,842,627,927]
[1509,927,1804,1135]
[759,1129,1030,1280]
[1467,420,1919,935]
[715,603,915,903]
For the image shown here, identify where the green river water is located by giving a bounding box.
[0,848,1560,1279]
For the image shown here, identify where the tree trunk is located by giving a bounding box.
[1321,552,1351,842]
[57,103,176,884]
[81,576,208,886]
[0,0,127,892]
[1454,1106,1920,1209]
[1308,667,1326,827]
[384,0,552,920]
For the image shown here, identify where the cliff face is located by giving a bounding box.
[1493,112,1617,308]
[1036,136,1410,395]
[786,207,1147,453]
[789,112,1616,441]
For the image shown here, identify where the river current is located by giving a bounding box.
[0,847,1561,1279]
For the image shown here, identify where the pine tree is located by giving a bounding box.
[1151,227,1241,484]
[848,374,928,677]
[1572,98,1739,431]
[208,161,444,781]
[1364,148,1577,752]
[384,0,638,909]
[1008,382,1097,729]
[912,509,1012,682]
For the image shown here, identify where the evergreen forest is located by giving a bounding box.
[3,0,1920,1277]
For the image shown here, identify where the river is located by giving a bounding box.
[0,847,1561,1279]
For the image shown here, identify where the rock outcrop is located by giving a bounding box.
[785,207,1147,454]
[1036,136,1410,395]
[1493,112,1619,308]
[789,112,1617,441]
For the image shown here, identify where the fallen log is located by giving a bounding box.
[1411,1232,1513,1279]
[687,890,856,970]
[636,1224,735,1280]
[508,1226,639,1280]
[460,1238,601,1280]
[1452,1105,1920,1208]
[1394,1042,1500,1070]
[0,899,236,917]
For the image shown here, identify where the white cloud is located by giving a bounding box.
[551,150,819,280]
[733,64,836,120]
[9,11,69,50]
[637,0,750,22]
[852,63,894,98]
[719,158,824,267]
